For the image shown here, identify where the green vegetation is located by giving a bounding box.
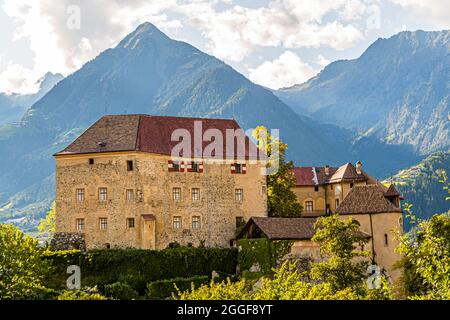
[104,282,139,300]
[0,224,52,299]
[147,276,209,299]
[252,126,302,217]
[237,238,293,274]
[43,247,237,295]
[37,202,56,240]
[385,151,450,229]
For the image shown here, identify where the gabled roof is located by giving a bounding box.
[55,114,259,159]
[237,216,371,240]
[336,184,402,215]
[293,162,367,186]
[385,184,401,197]
[240,217,318,240]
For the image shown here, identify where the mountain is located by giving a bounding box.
[0,23,419,232]
[276,30,450,155]
[0,72,63,126]
[383,151,450,230]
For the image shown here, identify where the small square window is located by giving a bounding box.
[127,160,134,171]
[191,162,199,172]
[314,186,319,192]
[127,218,135,228]
[235,188,243,202]
[172,161,180,171]
[126,189,134,201]
[172,187,181,201]
[99,218,108,230]
[235,164,242,174]
[89,158,94,165]
[192,216,201,229]
[76,188,85,202]
[191,188,200,201]
[305,201,313,212]
[99,188,108,201]
[173,216,182,229]
[76,218,85,231]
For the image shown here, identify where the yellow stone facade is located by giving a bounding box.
[55,151,267,250]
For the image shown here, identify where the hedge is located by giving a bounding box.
[43,247,237,294]
[146,275,209,299]
[237,238,293,274]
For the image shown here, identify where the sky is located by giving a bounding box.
[0,0,448,94]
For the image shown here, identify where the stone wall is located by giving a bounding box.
[55,151,267,250]
[50,232,86,251]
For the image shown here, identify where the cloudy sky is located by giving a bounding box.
[0,0,448,94]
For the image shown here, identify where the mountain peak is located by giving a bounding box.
[117,22,169,49]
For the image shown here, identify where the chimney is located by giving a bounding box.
[356,161,362,174]
[324,165,330,176]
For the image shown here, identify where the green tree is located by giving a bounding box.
[37,202,56,239]
[310,215,371,292]
[396,214,450,299]
[0,223,51,299]
[252,126,302,217]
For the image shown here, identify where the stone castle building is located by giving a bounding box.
[54,114,267,250]
[240,162,404,280]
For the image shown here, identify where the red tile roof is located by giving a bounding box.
[293,163,367,186]
[56,114,259,159]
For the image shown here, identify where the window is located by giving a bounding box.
[334,184,342,195]
[350,182,354,188]
[172,187,181,201]
[235,188,243,202]
[192,216,201,229]
[126,189,134,201]
[127,218,135,228]
[105,243,111,249]
[305,201,313,213]
[168,161,181,172]
[173,216,182,229]
[89,158,94,165]
[335,198,340,208]
[231,163,246,174]
[261,185,267,195]
[76,218,85,231]
[127,160,134,171]
[236,217,244,228]
[76,188,85,202]
[384,234,388,246]
[191,162,199,172]
[99,188,108,201]
[191,188,200,201]
[99,218,108,230]
[314,186,319,192]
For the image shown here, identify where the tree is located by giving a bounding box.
[252,126,302,217]
[396,170,450,299]
[310,215,372,292]
[37,202,56,240]
[0,223,51,299]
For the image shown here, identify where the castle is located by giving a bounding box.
[54,114,403,279]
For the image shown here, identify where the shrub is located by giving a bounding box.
[43,247,237,295]
[0,223,52,299]
[104,282,139,300]
[57,287,106,300]
[146,276,209,300]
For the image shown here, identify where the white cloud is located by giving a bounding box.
[0,0,181,94]
[389,0,450,28]
[315,54,330,68]
[176,0,367,61]
[249,51,317,90]
[0,63,41,94]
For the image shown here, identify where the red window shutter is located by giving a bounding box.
[199,163,204,173]
[242,164,247,174]
[187,162,193,172]
[168,160,174,172]
[231,164,236,174]
[180,161,185,172]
